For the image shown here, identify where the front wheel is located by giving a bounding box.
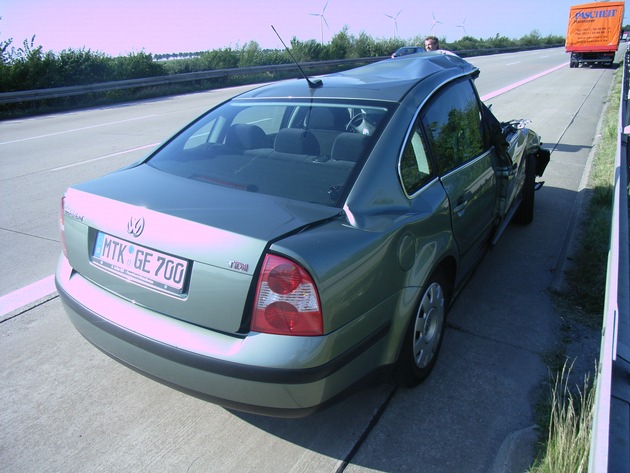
[392,271,449,387]
[514,154,536,225]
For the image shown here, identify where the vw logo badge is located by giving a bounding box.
[127,216,145,238]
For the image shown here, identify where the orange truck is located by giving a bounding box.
[566,1,624,68]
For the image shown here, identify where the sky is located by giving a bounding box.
[0,0,626,57]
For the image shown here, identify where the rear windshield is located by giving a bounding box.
[148,99,390,207]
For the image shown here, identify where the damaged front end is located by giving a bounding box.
[502,119,550,183]
[489,118,551,244]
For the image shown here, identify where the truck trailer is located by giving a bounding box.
[566,1,624,68]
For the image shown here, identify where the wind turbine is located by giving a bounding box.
[385,10,403,38]
[431,11,443,36]
[309,0,330,44]
[457,17,467,39]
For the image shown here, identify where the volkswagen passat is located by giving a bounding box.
[56,53,549,417]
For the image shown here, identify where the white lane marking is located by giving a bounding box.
[4,62,570,315]
[50,142,161,171]
[0,275,56,318]
[0,115,157,145]
[481,62,568,101]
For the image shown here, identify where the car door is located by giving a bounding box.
[421,78,497,273]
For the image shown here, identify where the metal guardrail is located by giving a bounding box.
[0,57,384,104]
[589,44,630,473]
[0,45,563,105]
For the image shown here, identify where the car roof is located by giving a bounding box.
[237,53,479,103]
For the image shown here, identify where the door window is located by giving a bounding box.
[399,127,434,196]
[421,80,485,175]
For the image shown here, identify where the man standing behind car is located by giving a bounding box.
[424,36,439,51]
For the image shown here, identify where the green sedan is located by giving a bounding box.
[56,52,549,417]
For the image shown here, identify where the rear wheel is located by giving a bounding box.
[514,154,536,225]
[392,270,449,387]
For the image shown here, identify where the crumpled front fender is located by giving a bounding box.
[523,128,550,177]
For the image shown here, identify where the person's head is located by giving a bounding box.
[424,36,439,51]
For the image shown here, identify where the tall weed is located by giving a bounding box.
[529,363,596,473]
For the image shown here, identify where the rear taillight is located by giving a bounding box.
[252,254,323,336]
[59,195,67,257]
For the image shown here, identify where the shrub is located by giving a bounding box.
[110,52,165,80]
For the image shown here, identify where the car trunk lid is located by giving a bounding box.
[62,164,341,334]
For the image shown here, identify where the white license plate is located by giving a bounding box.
[92,232,189,295]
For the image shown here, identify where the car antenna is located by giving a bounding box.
[271,25,323,89]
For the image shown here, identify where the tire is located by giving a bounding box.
[514,154,536,225]
[392,270,449,387]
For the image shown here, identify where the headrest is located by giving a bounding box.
[274,128,320,155]
[307,107,349,130]
[331,133,368,162]
[226,124,267,150]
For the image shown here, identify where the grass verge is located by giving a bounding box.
[529,363,596,473]
[531,65,623,471]
[559,66,621,321]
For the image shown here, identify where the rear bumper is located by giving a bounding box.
[55,256,390,417]
[569,51,616,63]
